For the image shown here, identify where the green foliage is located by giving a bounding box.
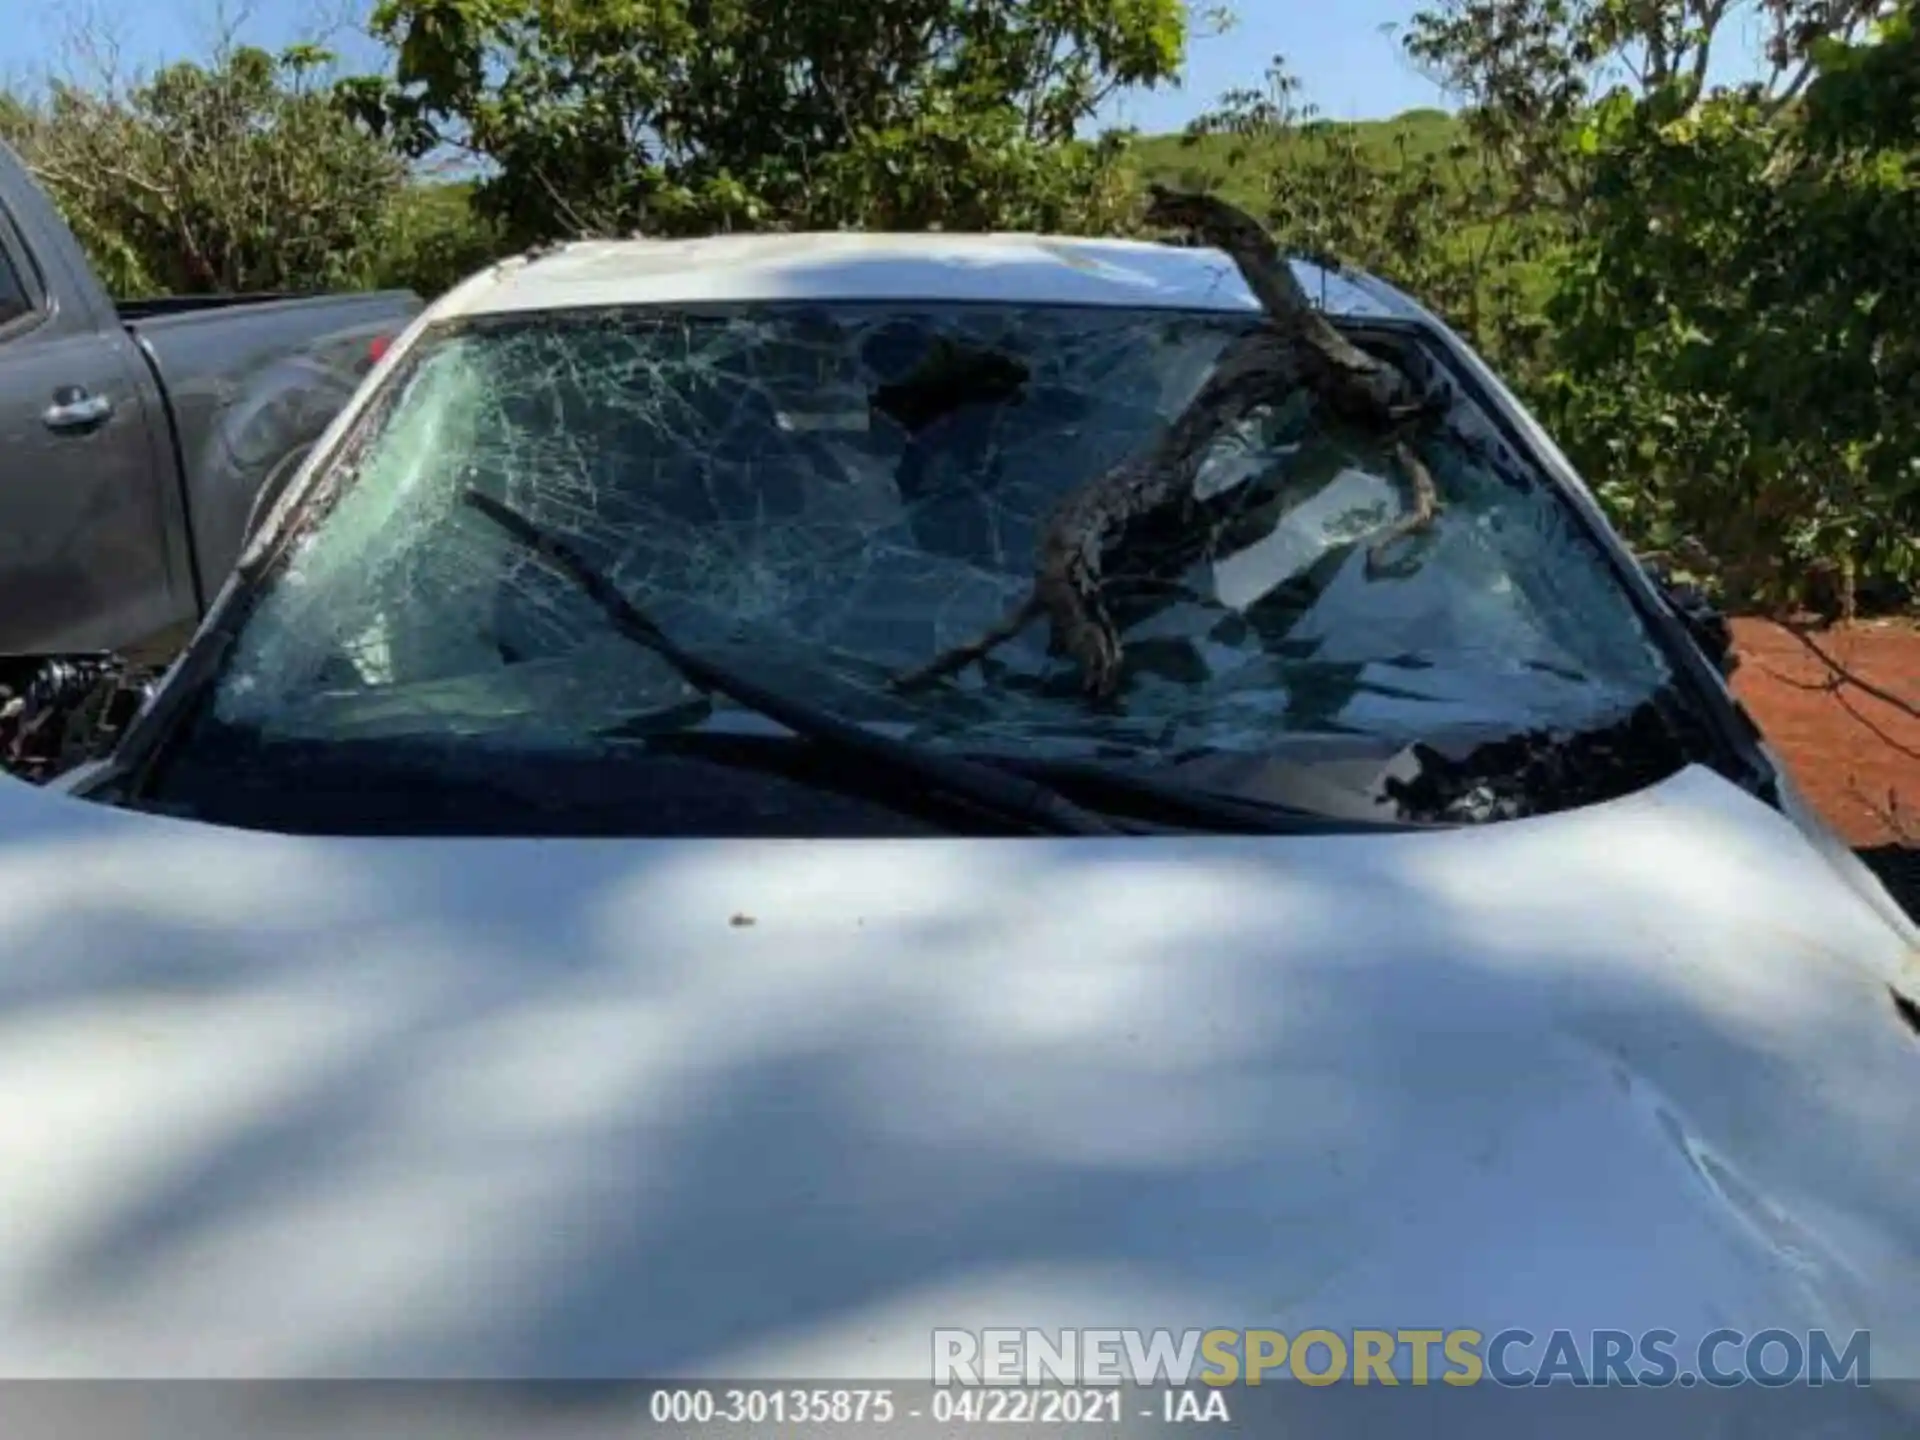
[1125,105,1463,212]
[345,0,1187,245]
[1540,11,1920,613]
[1397,0,1916,615]
[370,178,506,298]
[4,46,407,296]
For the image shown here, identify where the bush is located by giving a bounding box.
[4,44,406,297]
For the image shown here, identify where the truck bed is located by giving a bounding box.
[116,292,306,320]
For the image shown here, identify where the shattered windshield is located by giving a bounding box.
[195,302,1674,774]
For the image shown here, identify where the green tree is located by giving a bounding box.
[1400,0,1914,613]
[6,44,408,296]
[342,0,1189,245]
[371,176,507,299]
[1400,0,1885,205]
[1543,8,1918,613]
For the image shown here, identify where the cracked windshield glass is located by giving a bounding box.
[207,302,1673,766]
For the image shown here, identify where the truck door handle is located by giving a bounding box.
[43,388,113,432]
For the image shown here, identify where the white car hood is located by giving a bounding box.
[0,763,1914,1385]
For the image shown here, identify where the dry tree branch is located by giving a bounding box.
[891,186,1443,699]
[1781,621,1920,725]
[1835,688,1920,764]
[1844,772,1919,845]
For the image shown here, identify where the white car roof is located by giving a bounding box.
[441,231,1410,321]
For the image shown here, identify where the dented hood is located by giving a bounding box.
[0,764,1915,1384]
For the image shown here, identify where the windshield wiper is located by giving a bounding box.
[459,490,1121,838]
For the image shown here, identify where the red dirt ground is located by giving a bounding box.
[1728,617,1919,848]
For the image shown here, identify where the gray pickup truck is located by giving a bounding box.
[0,139,421,660]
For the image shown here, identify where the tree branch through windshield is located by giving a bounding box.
[892,187,1446,698]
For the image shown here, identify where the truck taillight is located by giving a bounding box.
[368,335,392,363]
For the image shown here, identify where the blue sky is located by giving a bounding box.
[1108,0,1457,126]
[4,0,1773,125]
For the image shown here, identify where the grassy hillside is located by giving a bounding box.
[1123,107,1466,212]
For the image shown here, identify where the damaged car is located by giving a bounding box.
[0,198,1916,1421]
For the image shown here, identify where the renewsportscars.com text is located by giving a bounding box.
[931,1327,1872,1387]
